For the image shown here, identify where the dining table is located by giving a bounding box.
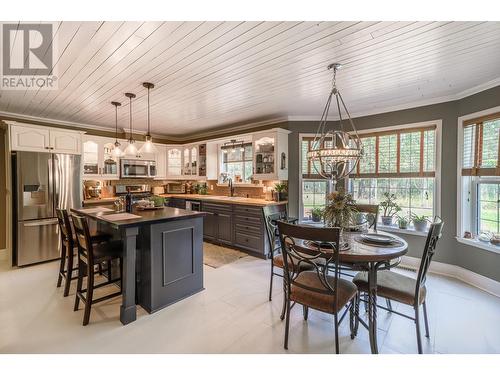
[295,229,408,354]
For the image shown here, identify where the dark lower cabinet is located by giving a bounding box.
[201,201,286,257]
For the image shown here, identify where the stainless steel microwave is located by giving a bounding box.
[120,159,156,178]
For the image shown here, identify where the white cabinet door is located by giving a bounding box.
[154,144,167,179]
[10,125,50,152]
[82,138,101,178]
[166,146,184,179]
[50,129,82,154]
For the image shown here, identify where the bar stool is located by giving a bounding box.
[55,208,111,297]
[71,214,123,326]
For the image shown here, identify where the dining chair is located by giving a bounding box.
[262,205,306,319]
[71,214,123,326]
[352,217,444,353]
[277,221,358,353]
[55,208,110,297]
[353,204,379,230]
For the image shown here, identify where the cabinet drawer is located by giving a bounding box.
[234,232,262,252]
[201,202,232,213]
[233,205,263,217]
[235,223,261,235]
[234,215,262,226]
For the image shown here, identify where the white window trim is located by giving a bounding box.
[299,120,442,236]
[457,105,500,253]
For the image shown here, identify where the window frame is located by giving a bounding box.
[218,142,253,184]
[299,120,442,235]
[457,106,500,253]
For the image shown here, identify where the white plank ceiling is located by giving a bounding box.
[1,21,500,137]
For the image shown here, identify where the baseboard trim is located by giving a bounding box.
[399,256,500,298]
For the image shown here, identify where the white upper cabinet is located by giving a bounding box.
[166,146,184,179]
[10,123,82,154]
[252,128,290,181]
[82,135,120,180]
[154,144,167,180]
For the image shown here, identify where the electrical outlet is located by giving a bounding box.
[210,184,214,190]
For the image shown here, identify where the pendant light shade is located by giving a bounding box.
[139,82,157,154]
[124,92,138,158]
[306,63,363,189]
[111,101,123,158]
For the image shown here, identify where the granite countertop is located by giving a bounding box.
[72,206,206,228]
[160,194,287,207]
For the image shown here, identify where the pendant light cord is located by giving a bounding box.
[147,86,151,136]
[115,105,118,141]
[129,96,133,141]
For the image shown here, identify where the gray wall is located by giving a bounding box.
[286,85,500,282]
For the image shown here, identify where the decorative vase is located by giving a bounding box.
[381,216,393,226]
[312,214,321,223]
[398,221,408,229]
[413,220,428,232]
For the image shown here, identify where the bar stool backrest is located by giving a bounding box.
[263,205,288,256]
[56,208,72,242]
[71,214,94,264]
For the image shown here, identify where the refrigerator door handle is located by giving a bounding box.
[23,219,59,227]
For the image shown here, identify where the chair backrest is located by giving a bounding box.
[71,214,94,263]
[353,204,379,230]
[262,205,287,256]
[56,208,72,242]
[414,217,444,302]
[277,221,341,306]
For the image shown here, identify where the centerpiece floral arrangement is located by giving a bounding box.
[323,190,358,228]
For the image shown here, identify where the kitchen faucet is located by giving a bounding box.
[228,177,235,197]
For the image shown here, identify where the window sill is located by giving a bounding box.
[377,225,429,237]
[456,237,500,254]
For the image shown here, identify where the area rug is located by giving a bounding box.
[203,242,248,268]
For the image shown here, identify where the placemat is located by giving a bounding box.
[101,213,141,221]
[78,207,114,214]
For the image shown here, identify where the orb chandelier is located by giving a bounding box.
[306,63,363,189]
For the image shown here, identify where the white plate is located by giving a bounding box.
[360,233,395,244]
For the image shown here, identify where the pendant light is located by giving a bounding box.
[123,92,138,157]
[306,63,363,190]
[111,101,123,158]
[139,82,157,154]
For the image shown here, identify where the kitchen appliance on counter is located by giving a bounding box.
[83,180,102,199]
[12,151,82,266]
[115,184,151,201]
[120,158,156,178]
[166,182,186,194]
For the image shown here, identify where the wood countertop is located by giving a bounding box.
[160,194,287,207]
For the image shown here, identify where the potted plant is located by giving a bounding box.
[323,191,358,229]
[411,214,429,232]
[274,182,288,201]
[379,192,401,226]
[396,215,409,229]
[311,207,323,223]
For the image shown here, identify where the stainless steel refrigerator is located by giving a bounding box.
[12,151,82,266]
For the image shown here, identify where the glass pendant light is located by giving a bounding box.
[124,92,138,157]
[139,82,157,154]
[111,101,123,158]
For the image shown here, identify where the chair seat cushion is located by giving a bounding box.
[290,271,357,314]
[273,254,316,272]
[92,240,123,262]
[352,270,426,305]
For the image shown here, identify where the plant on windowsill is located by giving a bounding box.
[323,190,357,229]
[274,182,288,201]
[379,192,401,226]
[411,214,429,232]
[396,215,409,230]
[311,207,324,223]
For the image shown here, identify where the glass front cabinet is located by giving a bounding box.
[252,129,290,180]
[82,136,120,180]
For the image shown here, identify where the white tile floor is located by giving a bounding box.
[0,253,499,354]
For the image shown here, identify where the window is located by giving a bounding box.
[220,143,253,183]
[348,125,438,228]
[459,112,500,238]
[300,137,330,221]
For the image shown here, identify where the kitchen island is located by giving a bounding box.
[72,206,206,325]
